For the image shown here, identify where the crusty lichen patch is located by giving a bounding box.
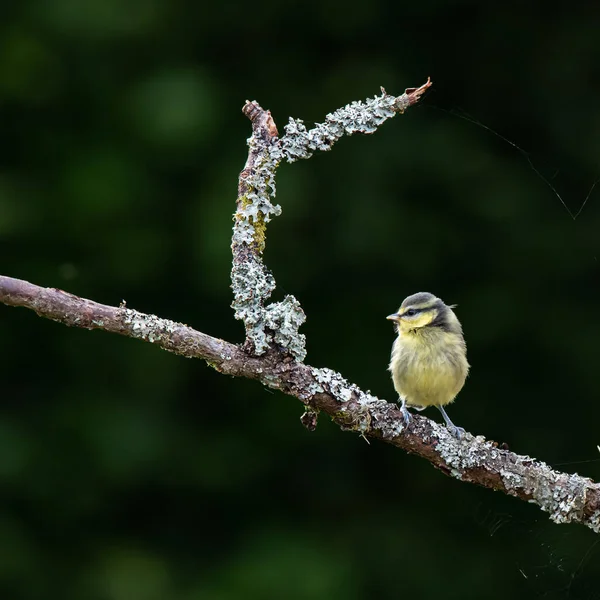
[231,128,307,359]
[265,295,306,360]
[281,90,407,163]
[435,430,600,531]
[122,308,179,343]
[308,367,391,434]
[230,256,276,355]
[502,462,599,531]
[235,142,283,252]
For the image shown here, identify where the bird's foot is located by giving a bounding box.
[447,424,465,440]
[437,405,465,440]
[399,403,412,428]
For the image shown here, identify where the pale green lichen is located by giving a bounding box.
[265,295,306,361]
[435,430,487,471]
[261,373,283,391]
[230,257,276,354]
[311,368,356,401]
[435,431,600,531]
[231,125,306,359]
[122,308,179,343]
[281,90,403,163]
[502,463,596,530]
[235,141,283,248]
[308,367,389,434]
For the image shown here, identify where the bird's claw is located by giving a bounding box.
[447,424,465,439]
[400,405,412,428]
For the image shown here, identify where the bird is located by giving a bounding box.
[387,292,469,438]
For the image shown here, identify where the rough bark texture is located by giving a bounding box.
[2,78,599,534]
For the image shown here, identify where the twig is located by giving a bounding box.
[230,80,432,358]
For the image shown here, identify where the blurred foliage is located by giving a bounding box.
[1,1,600,599]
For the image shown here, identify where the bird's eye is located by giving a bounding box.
[405,309,417,317]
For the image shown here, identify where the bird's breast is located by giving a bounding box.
[389,329,469,407]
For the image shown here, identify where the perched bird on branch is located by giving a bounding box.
[387,292,469,438]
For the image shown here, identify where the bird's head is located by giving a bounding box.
[386,292,460,334]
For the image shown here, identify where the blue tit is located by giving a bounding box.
[387,292,469,438]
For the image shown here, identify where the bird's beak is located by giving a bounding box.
[386,313,401,321]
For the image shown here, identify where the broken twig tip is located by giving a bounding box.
[405,77,433,105]
[242,100,263,121]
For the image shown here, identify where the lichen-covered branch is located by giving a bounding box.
[1,273,599,533]
[231,101,295,356]
[281,79,432,162]
[230,80,432,360]
[4,79,598,533]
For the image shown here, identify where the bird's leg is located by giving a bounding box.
[399,397,412,428]
[437,406,465,439]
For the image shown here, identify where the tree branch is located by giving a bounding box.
[2,78,599,533]
[1,273,599,532]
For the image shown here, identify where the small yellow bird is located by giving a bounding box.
[387,292,469,438]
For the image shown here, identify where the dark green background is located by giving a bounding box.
[1,1,600,599]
